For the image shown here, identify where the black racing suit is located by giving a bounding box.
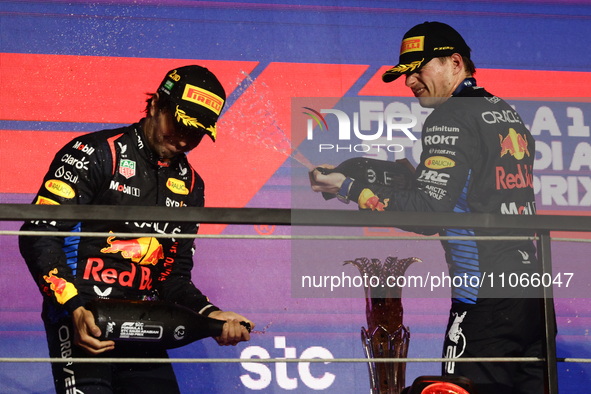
[347,83,544,394]
[19,122,219,394]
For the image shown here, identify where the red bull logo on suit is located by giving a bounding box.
[83,258,153,290]
[43,268,78,304]
[101,235,164,266]
[499,128,529,160]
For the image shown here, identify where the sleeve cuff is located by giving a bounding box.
[64,295,85,314]
[198,304,221,316]
[349,181,366,205]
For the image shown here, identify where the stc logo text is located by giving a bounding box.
[240,336,335,390]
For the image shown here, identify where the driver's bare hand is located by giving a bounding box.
[72,306,115,355]
[309,164,346,194]
[209,310,253,346]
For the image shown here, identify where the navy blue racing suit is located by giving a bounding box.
[19,122,219,394]
[346,82,545,394]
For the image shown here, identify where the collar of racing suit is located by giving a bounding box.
[451,77,477,97]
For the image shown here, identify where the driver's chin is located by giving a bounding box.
[158,146,178,160]
[418,96,446,109]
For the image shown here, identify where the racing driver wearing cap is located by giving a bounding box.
[19,65,254,394]
[310,22,547,394]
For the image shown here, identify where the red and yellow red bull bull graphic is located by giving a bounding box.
[499,128,529,160]
[35,196,60,205]
[43,268,78,304]
[100,235,163,266]
[358,189,389,211]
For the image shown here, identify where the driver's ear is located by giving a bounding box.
[149,93,160,117]
[450,53,464,77]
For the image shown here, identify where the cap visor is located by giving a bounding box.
[206,130,216,142]
[382,69,403,83]
[381,58,426,83]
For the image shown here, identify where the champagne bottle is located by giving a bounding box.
[87,299,251,349]
[316,157,416,200]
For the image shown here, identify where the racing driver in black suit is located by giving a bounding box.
[310,22,545,394]
[20,65,253,394]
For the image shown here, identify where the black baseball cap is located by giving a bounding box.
[157,65,226,141]
[382,22,471,83]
